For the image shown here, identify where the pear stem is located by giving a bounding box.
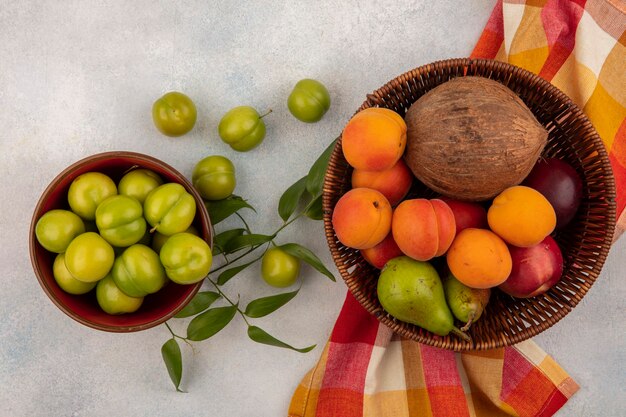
[461,311,476,332]
[451,327,472,343]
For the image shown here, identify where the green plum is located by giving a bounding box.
[191,155,236,200]
[96,274,143,315]
[152,91,197,137]
[261,247,300,288]
[111,244,167,297]
[95,195,147,247]
[218,106,270,151]
[35,209,85,253]
[287,79,330,123]
[67,172,117,221]
[118,169,163,204]
[144,183,196,236]
[53,253,97,295]
[160,233,212,284]
[151,225,199,253]
[64,232,115,283]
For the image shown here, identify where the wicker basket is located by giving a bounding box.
[322,58,616,350]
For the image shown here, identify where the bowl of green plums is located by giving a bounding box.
[29,151,213,332]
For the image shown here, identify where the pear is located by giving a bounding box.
[443,272,491,331]
[377,256,470,342]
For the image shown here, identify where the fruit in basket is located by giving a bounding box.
[67,172,117,220]
[218,106,268,152]
[488,186,556,247]
[288,79,331,123]
[53,253,97,295]
[351,159,413,206]
[144,183,196,235]
[331,188,392,249]
[152,225,199,253]
[361,232,404,269]
[112,244,167,297]
[446,228,512,289]
[377,257,470,340]
[35,209,86,253]
[391,199,455,261]
[118,169,164,204]
[95,195,147,247]
[64,232,115,283]
[403,76,548,201]
[96,274,144,315]
[160,232,213,284]
[342,107,407,171]
[261,247,301,288]
[192,155,236,201]
[152,91,197,137]
[443,272,490,331]
[440,198,488,235]
[522,158,583,229]
[499,236,563,298]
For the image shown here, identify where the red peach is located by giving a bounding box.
[392,198,456,261]
[360,232,404,269]
[498,236,563,298]
[332,188,392,250]
[440,198,488,235]
[351,159,413,206]
[341,108,407,171]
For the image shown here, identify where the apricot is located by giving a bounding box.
[392,199,455,261]
[341,107,407,171]
[488,186,556,247]
[332,188,392,250]
[446,228,512,289]
[361,232,404,269]
[351,159,413,206]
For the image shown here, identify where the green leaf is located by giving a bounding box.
[279,243,335,282]
[161,338,183,392]
[278,176,308,222]
[222,233,273,253]
[306,139,337,198]
[217,259,258,286]
[247,326,316,353]
[205,195,255,225]
[174,291,221,318]
[186,305,238,341]
[244,289,300,318]
[304,194,323,221]
[213,228,246,255]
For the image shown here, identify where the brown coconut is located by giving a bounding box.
[403,76,548,201]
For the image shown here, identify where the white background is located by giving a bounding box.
[1,1,624,416]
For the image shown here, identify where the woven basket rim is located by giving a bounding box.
[322,57,617,351]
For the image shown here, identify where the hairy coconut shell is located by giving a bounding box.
[404,77,548,201]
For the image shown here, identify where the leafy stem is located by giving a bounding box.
[207,279,251,326]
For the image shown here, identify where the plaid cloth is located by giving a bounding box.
[289,1,625,416]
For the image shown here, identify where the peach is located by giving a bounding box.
[351,159,413,206]
[440,198,488,235]
[342,108,407,171]
[392,199,456,261]
[361,232,404,269]
[332,188,392,250]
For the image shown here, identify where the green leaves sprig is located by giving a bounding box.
[160,139,337,391]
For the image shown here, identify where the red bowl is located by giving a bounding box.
[29,151,212,332]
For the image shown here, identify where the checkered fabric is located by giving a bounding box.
[289,1,624,416]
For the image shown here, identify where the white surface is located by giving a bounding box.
[0,1,624,416]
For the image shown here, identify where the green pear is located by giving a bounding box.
[443,272,491,331]
[377,256,470,341]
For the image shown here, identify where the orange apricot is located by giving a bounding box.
[351,159,413,206]
[446,228,512,289]
[332,188,392,250]
[341,108,407,171]
[391,198,456,261]
[488,185,556,247]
